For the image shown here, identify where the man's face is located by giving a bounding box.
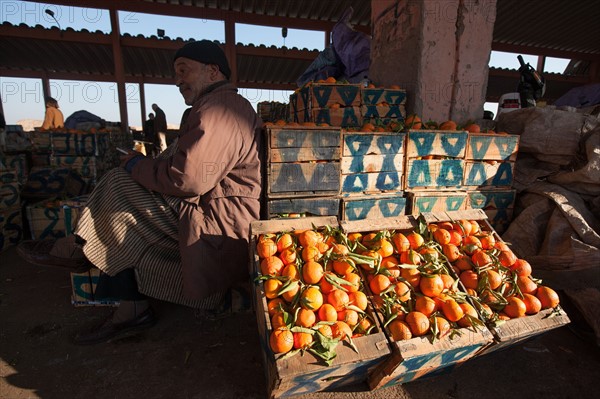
[174,57,215,105]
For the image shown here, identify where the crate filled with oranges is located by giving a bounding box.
[339,215,493,388]
[421,209,570,354]
[250,216,390,398]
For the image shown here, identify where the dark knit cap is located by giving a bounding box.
[174,40,231,79]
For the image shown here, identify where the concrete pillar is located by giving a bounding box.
[370,0,497,124]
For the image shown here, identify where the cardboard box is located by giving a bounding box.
[71,268,119,306]
[407,190,469,215]
[266,127,341,197]
[0,206,23,253]
[250,217,391,398]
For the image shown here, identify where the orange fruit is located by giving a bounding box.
[503,296,526,318]
[347,232,362,242]
[442,298,464,322]
[465,123,480,133]
[405,311,430,336]
[377,239,395,258]
[457,302,478,328]
[498,249,517,268]
[472,250,492,268]
[511,259,532,277]
[392,232,410,253]
[317,324,333,338]
[400,249,422,265]
[328,289,350,312]
[442,243,461,262]
[301,245,321,262]
[281,263,300,281]
[516,276,538,295]
[267,298,287,317]
[295,308,316,328]
[257,236,277,259]
[433,316,451,338]
[454,255,473,271]
[300,286,323,311]
[324,76,337,83]
[302,260,324,284]
[415,295,438,317]
[522,293,542,315]
[394,281,412,302]
[453,220,473,236]
[260,256,285,276]
[433,228,451,245]
[440,273,455,290]
[381,255,399,269]
[279,248,297,266]
[438,120,457,130]
[298,230,320,248]
[349,291,368,311]
[419,274,444,297]
[407,232,424,250]
[293,331,314,349]
[478,233,496,250]
[319,271,336,294]
[332,259,354,276]
[370,274,392,295]
[338,309,359,326]
[459,270,479,290]
[264,278,283,299]
[401,267,422,288]
[318,303,338,322]
[536,286,560,309]
[270,327,294,354]
[449,230,463,246]
[405,114,422,129]
[331,321,353,340]
[388,320,412,341]
[331,243,349,256]
[276,233,294,253]
[281,280,300,303]
[486,269,503,290]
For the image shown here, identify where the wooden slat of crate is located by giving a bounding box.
[249,217,391,398]
[26,196,87,240]
[269,128,340,150]
[21,167,89,199]
[342,132,406,157]
[0,206,23,253]
[368,328,493,388]
[466,133,519,161]
[341,172,403,196]
[0,153,28,184]
[463,161,515,188]
[408,190,468,215]
[267,197,340,218]
[468,189,516,210]
[53,155,98,178]
[406,130,468,158]
[311,107,363,128]
[341,155,404,174]
[52,132,99,156]
[362,88,407,106]
[29,132,52,151]
[405,159,465,190]
[361,104,406,121]
[0,181,20,211]
[341,195,407,221]
[268,162,340,196]
[300,83,363,110]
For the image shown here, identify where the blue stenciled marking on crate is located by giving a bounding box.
[52,133,98,156]
[315,108,360,127]
[342,172,402,193]
[345,197,406,220]
[407,160,464,188]
[414,195,466,213]
[0,209,23,249]
[469,190,515,209]
[0,183,20,208]
[409,131,467,157]
[273,163,339,192]
[362,104,405,120]
[313,85,360,107]
[382,344,484,387]
[469,135,518,160]
[465,162,513,186]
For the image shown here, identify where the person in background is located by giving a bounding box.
[152,103,168,154]
[143,112,156,156]
[41,97,64,130]
[17,40,263,345]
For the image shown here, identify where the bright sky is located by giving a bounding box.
[0,0,571,128]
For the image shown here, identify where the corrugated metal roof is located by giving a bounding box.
[1,0,599,103]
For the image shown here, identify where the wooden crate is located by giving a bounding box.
[21,167,89,199]
[468,189,516,234]
[463,161,515,188]
[310,106,363,128]
[266,197,340,218]
[405,159,465,190]
[52,155,98,180]
[341,132,405,196]
[71,268,120,307]
[0,170,20,211]
[290,83,362,112]
[361,104,406,123]
[340,216,493,389]
[52,131,110,156]
[341,195,407,221]
[421,209,570,353]
[250,217,391,398]
[0,153,28,184]
[466,133,519,161]
[26,196,88,240]
[405,130,468,159]
[29,131,52,152]
[267,127,341,197]
[0,206,23,253]
[407,190,468,215]
[361,88,407,106]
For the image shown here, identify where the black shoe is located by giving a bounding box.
[17,238,92,273]
[72,308,156,345]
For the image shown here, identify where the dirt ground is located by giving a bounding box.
[1,246,599,399]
